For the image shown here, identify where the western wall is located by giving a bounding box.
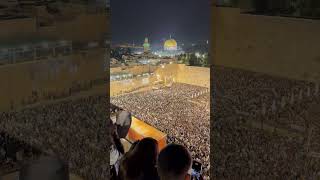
[110,64,210,96]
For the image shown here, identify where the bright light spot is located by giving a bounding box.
[195,52,201,58]
[161,65,165,68]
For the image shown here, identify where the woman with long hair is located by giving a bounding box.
[119,137,159,180]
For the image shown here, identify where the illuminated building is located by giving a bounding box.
[143,37,150,53]
[154,36,184,57]
[164,38,178,51]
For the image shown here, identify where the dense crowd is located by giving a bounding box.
[212,66,320,179]
[0,95,108,180]
[111,83,210,179]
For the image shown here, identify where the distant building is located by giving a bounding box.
[155,36,184,57]
[164,39,178,51]
[143,37,150,53]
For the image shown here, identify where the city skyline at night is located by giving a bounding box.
[111,0,210,45]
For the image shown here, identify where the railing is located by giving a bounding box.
[0,41,106,66]
[0,41,72,65]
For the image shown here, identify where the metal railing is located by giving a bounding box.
[0,41,72,65]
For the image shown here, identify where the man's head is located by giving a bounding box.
[157,144,192,180]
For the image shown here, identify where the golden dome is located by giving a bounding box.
[164,39,177,50]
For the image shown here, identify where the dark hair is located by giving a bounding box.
[157,144,191,180]
[119,137,159,180]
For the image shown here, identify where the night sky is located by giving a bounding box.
[111,0,210,48]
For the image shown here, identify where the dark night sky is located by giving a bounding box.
[111,0,210,48]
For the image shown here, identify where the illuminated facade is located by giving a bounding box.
[143,37,150,53]
[154,37,184,57]
[164,39,178,51]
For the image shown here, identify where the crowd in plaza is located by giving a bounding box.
[212,66,320,179]
[111,83,210,179]
[111,129,198,180]
[2,64,320,179]
[0,95,108,180]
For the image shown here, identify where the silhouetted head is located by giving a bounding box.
[157,144,192,180]
[119,137,159,180]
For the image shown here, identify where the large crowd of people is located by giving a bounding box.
[1,64,320,179]
[0,95,108,180]
[110,117,201,180]
[212,65,320,179]
[111,83,210,179]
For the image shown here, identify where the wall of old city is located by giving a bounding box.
[155,64,210,87]
[111,65,158,76]
[110,76,158,96]
[39,14,108,42]
[110,64,210,96]
[0,9,108,43]
[175,65,210,88]
[0,18,37,42]
[0,48,106,111]
[211,7,320,81]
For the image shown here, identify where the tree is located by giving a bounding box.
[189,53,197,66]
[183,54,189,65]
[202,54,209,67]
